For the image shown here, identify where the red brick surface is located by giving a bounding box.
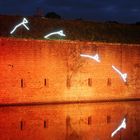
[0,37,140,104]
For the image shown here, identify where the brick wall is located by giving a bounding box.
[0,37,140,104]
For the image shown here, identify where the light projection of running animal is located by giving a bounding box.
[111,118,126,137]
[112,65,127,83]
[44,30,66,39]
[80,54,128,83]
[10,18,29,34]
[80,54,100,63]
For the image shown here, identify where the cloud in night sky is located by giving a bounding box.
[0,0,140,23]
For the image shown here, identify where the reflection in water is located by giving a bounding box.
[66,115,82,140]
[111,117,126,137]
[0,101,139,140]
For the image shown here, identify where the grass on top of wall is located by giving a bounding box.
[0,15,140,44]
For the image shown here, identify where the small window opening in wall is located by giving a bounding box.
[21,79,23,88]
[44,78,49,87]
[20,121,23,130]
[44,78,48,86]
[88,116,92,125]
[44,120,47,128]
[66,76,71,88]
[107,115,111,124]
[88,78,92,87]
[107,78,111,86]
[66,116,71,127]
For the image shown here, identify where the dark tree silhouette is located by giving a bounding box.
[135,22,140,25]
[105,21,119,24]
[45,12,61,19]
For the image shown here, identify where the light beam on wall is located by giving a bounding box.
[80,54,100,63]
[10,18,29,34]
[44,30,66,39]
[112,65,127,82]
[111,118,126,137]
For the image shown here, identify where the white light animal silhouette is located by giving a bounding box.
[112,65,127,82]
[44,30,66,39]
[111,118,126,137]
[80,54,100,63]
[10,18,29,34]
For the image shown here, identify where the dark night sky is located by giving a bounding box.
[0,0,140,23]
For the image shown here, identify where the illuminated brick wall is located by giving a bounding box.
[0,37,140,104]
